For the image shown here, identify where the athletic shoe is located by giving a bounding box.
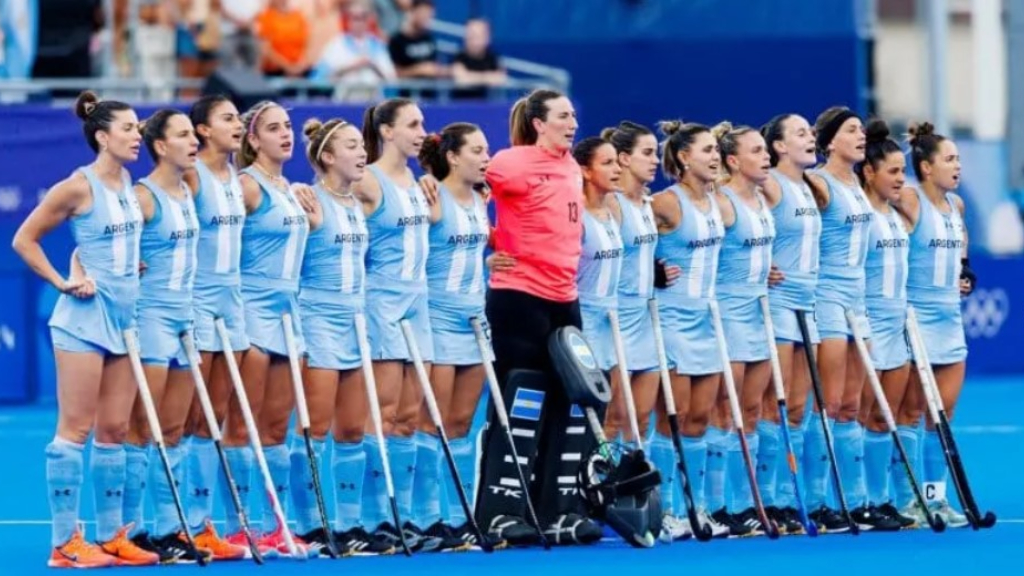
[403,521,442,552]
[373,522,423,552]
[929,499,970,529]
[898,501,929,528]
[153,532,213,564]
[130,531,178,564]
[48,528,117,569]
[710,508,756,538]
[733,508,767,537]
[98,524,160,566]
[193,520,247,560]
[424,521,473,552]
[298,527,339,558]
[542,513,603,545]
[770,506,805,535]
[808,505,851,534]
[877,502,917,529]
[258,526,312,558]
[695,508,731,539]
[336,527,396,556]
[487,514,540,547]
[451,521,508,550]
[226,529,273,559]
[659,514,691,542]
[850,506,902,532]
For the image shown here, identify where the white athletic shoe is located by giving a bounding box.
[696,509,731,539]
[928,500,970,529]
[898,502,928,528]
[658,514,691,543]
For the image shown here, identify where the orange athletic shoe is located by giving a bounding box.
[99,524,160,566]
[48,528,117,569]
[194,520,247,561]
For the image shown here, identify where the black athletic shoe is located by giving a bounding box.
[734,508,766,536]
[452,521,507,550]
[402,522,442,552]
[780,506,809,535]
[422,522,472,552]
[297,528,337,557]
[766,506,798,535]
[130,531,177,564]
[372,522,421,552]
[808,505,851,534]
[335,527,395,556]
[877,503,917,529]
[488,515,540,547]
[850,505,903,532]
[711,508,754,538]
[542,513,603,546]
[153,532,212,564]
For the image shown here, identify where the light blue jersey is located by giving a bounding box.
[577,209,624,308]
[767,170,821,309]
[49,166,143,355]
[426,185,489,299]
[193,161,245,286]
[137,179,200,310]
[717,186,775,297]
[815,170,873,289]
[300,184,369,297]
[365,165,430,286]
[614,192,658,301]
[865,207,909,302]
[907,189,965,305]
[655,185,724,301]
[238,168,310,292]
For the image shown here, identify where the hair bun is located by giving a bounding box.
[658,120,684,137]
[303,118,324,142]
[710,121,734,140]
[864,118,891,145]
[907,121,936,145]
[75,90,100,121]
[599,127,617,141]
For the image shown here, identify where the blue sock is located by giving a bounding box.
[648,433,676,514]
[123,443,149,536]
[834,421,865,508]
[289,435,326,535]
[91,442,127,542]
[220,446,253,535]
[776,423,805,509]
[892,425,920,508]
[361,436,387,528]
[756,421,781,507]
[262,443,290,532]
[47,437,85,547]
[412,431,442,528]
[727,432,757,512]
[864,430,893,506]
[923,429,947,487]
[389,436,417,522]
[445,436,475,526]
[152,443,186,537]
[705,427,728,512]
[332,440,366,532]
[803,413,832,510]
[682,434,708,512]
[185,436,218,531]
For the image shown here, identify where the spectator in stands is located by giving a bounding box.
[220,0,264,70]
[255,0,312,79]
[313,0,395,101]
[32,0,102,82]
[373,0,409,38]
[137,1,178,102]
[452,18,506,99]
[387,0,444,81]
[178,0,221,98]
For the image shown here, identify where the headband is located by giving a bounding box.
[247,102,276,135]
[316,120,348,162]
[816,109,859,156]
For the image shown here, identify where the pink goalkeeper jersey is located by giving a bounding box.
[487,144,584,302]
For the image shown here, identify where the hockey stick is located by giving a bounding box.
[180,329,264,562]
[282,314,339,558]
[708,301,779,539]
[399,320,493,552]
[213,319,303,559]
[647,298,713,542]
[844,310,944,533]
[795,310,859,535]
[607,309,643,447]
[122,329,208,566]
[353,313,412,556]
[759,296,816,536]
[470,316,550,550]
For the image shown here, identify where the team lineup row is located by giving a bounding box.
[10,87,978,568]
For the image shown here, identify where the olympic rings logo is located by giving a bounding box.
[962,288,1009,339]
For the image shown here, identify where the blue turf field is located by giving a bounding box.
[2,376,1022,575]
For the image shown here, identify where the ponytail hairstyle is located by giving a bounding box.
[303,117,352,173]
[599,120,653,156]
[759,112,828,203]
[138,109,188,162]
[74,90,133,153]
[658,120,709,181]
[237,100,280,169]
[855,118,903,187]
[711,121,757,175]
[189,94,232,147]
[907,121,947,182]
[509,89,564,146]
[361,98,415,164]
[571,136,609,169]
[417,122,480,180]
